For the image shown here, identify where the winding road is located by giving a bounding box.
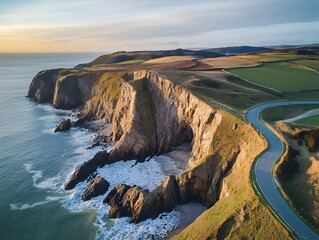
[247,101,319,240]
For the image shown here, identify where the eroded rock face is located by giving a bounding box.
[54,119,71,132]
[28,69,102,110]
[104,184,132,218]
[64,151,109,190]
[81,176,110,201]
[109,79,157,163]
[145,71,223,168]
[28,69,61,104]
[53,75,83,109]
[276,121,319,152]
[105,176,180,223]
[29,68,262,224]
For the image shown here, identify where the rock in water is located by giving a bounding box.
[64,151,109,190]
[103,183,131,205]
[128,175,180,223]
[105,175,180,223]
[81,176,110,201]
[103,184,132,218]
[54,119,71,132]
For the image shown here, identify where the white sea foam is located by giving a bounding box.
[10,196,64,211]
[23,163,43,186]
[97,158,169,191]
[32,105,180,239]
[97,212,180,240]
[10,201,49,210]
[41,128,56,134]
[58,155,180,239]
[35,176,61,190]
[23,162,62,192]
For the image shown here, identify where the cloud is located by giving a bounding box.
[0,0,318,52]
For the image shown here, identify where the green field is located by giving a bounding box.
[283,90,319,100]
[116,59,145,64]
[295,115,319,126]
[157,70,280,113]
[228,62,319,92]
[290,59,319,72]
[260,104,319,122]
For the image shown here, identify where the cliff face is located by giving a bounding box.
[28,69,61,104]
[28,69,103,109]
[109,78,158,162]
[145,71,222,168]
[82,72,124,122]
[275,121,319,229]
[28,68,265,224]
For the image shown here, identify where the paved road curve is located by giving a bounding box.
[247,101,319,240]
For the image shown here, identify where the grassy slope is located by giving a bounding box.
[295,115,319,126]
[165,50,318,239]
[274,123,319,231]
[228,62,319,92]
[238,53,310,62]
[284,90,319,100]
[290,59,319,72]
[157,69,291,238]
[116,59,145,65]
[201,56,259,69]
[83,72,122,117]
[261,104,319,122]
[157,70,280,114]
[87,72,121,103]
[80,49,223,68]
[173,113,290,240]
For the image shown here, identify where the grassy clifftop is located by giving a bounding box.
[173,113,291,240]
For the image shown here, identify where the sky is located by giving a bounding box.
[0,0,319,52]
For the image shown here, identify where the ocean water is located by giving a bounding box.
[0,53,180,240]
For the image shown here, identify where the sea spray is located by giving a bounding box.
[26,105,181,239]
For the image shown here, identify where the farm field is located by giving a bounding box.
[289,59,319,72]
[239,53,310,62]
[260,104,319,122]
[228,62,319,92]
[116,59,145,64]
[295,115,319,126]
[283,90,319,100]
[143,56,194,64]
[157,70,280,113]
[200,56,259,69]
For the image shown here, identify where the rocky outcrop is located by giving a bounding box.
[275,121,319,228]
[177,149,240,207]
[59,70,252,209]
[29,67,265,225]
[54,119,71,132]
[105,176,179,223]
[82,72,132,122]
[53,74,83,109]
[108,78,157,162]
[103,184,132,218]
[28,69,61,103]
[81,176,110,201]
[64,151,109,190]
[276,121,319,152]
[133,71,223,168]
[28,69,105,110]
[104,152,241,223]
[105,70,223,168]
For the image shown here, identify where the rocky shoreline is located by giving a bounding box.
[28,67,260,236]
